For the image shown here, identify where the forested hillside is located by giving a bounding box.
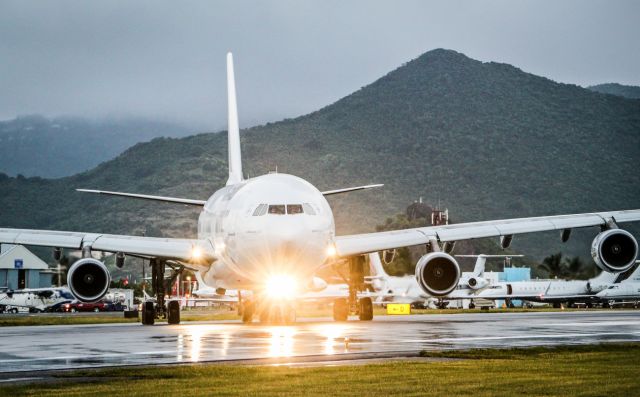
[0,115,190,177]
[588,83,640,99]
[1,49,639,263]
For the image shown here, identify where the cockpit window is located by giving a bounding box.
[287,204,303,215]
[302,203,316,215]
[268,205,286,215]
[253,204,268,216]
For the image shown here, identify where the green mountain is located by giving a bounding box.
[0,115,190,178]
[588,83,640,99]
[1,49,639,264]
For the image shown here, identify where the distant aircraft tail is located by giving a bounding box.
[629,260,640,282]
[456,254,524,276]
[365,252,391,293]
[367,252,391,278]
[226,52,243,185]
[615,260,640,283]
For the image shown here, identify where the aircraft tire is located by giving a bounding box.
[333,298,348,321]
[167,300,180,325]
[358,297,373,321]
[142,301,155,325]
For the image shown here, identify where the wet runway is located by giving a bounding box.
[1,310,639,373]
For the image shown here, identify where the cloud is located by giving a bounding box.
[1,0,638,128]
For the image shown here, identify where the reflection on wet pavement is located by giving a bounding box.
[1,311,639,372]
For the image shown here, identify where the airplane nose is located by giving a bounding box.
[266,222,323,270]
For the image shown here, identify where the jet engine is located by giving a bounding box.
[415,252,461,296]
[591,229,638,273]
[467,276,489,290]
[67,258,111,302]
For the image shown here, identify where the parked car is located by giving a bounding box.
[63,300,114,313]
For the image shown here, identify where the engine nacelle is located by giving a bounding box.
[591,229,638,273]
[467,276,489,290]
[415,252,461,296]
[67,258,111,302]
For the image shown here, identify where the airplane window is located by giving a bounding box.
[253,204,268,216]
[302,203,316,215]
[268,205,286,215]
[287,204,303,215]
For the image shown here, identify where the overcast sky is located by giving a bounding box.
[1,0,638,130]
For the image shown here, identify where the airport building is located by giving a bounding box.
[0,244,54,290]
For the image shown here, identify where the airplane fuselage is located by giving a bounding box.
[197,173,335,290]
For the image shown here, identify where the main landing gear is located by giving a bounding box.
[332,256,373,322]
[141,258,181,325]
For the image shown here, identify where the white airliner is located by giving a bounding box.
[0,287,74,313]
[597,261,640,302]
[0,53,639,325]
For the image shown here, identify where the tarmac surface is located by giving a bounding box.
[1,310,639,373]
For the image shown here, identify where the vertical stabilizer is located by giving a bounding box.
[226,52,243,185]
[472,256,487,276]
[368,252,390,278]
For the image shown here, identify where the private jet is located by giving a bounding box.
[0,287,74,313]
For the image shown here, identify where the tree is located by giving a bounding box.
[540,253,566,278]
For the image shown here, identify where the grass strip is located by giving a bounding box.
[1,343,638,396]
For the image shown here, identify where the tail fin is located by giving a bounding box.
[472,256,487,276]
[226,52,243,185]
[456,254,524,276]
[368,252,390,278]
[194,271,207,288]
[621,260,640,282]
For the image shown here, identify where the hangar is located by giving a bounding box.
[0,244,53,289]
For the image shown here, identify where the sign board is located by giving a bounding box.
[386,303,411,315]
[14,259,24,269]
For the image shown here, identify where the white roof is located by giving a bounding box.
[0,244,49,270]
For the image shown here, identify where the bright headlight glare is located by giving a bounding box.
[191,246,203,260]
[326,244,336,257]
[265,275,298,299]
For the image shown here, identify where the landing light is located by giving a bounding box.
[326,244,337,257]
[265,275,298,299]
[191,246,203,260]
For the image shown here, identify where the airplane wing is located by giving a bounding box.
[76,189,206,206]
[321,184,384,196]
[0,228,216,262]
[334,209,640,257]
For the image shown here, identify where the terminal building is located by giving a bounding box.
[0,244,54,290]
